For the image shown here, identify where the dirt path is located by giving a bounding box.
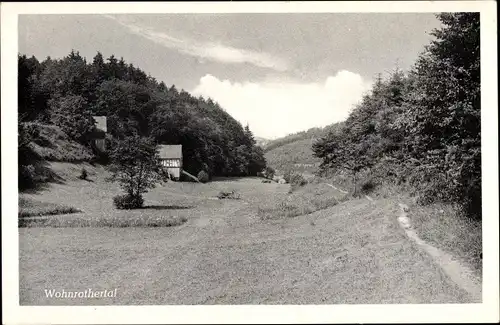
[396,203,482,302]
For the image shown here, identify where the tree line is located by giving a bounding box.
[18,50,266,181]
[313,13,481,219]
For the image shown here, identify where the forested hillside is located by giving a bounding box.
[313,13,481,219]
[18,51,266,188]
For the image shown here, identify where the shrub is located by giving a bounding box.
[18,123,42,190]
[359,178,376,194]
[258,201,314,220]
[262,179,271,183]
[283,169,293,183]
[264,166,276,179]
[197,170,210,183]
[19,215,188,228]
[288,173,308,192]
[79,168,88,180]
[283,169,307,188]
[290,173,307,187]
[19,165,37,190]
[217,190,241,200]
[113,194,144,210]
[258,183,340,220]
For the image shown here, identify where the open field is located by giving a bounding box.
[19,163,479,305]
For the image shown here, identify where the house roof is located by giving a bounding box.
[158,145,182,159]
[93,116,107,133]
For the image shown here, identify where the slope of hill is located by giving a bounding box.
[27,123,95,162]
[18,122,98,190]
[18,51,267,184]
[255,137,271,148]
[265,138,322,175]
[263,123,342,174]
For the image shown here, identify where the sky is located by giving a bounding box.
[19,13,440,139]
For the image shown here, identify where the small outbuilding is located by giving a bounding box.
[158,144,183,180]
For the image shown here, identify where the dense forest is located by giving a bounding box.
[313,13,481,219]
[18,50,266,186]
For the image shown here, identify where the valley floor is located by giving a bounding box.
[19,163,479,305]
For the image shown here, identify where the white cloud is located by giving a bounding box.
[191,71,372,139]
[104,15,288,71]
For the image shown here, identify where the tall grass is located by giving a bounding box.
[19,197,81,218]
[409,202,482,274]
[320,169,482,274]
[19,196,188,228]
[258,182,343,220]
[19,215,188,228]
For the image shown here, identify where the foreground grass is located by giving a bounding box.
[18,163,479,304]
[19,197,81,218]
[258,182,345,220]
[19,197,473,305]
[360,181,482,275]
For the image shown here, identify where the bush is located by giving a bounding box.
[197,170,209,183]
[113,194,144,210]
[264,166,276,179]
[359,178,376,195]
[283,169,293,183]
[258,201,314,220]
[79,168,88,180]
[19,123,42,190]
[262,179,271,183]
[283,169,307,187]
[49,95,95,143]
[217,190,241,200]
[290,173,307,187]
[288,173,308,192]
[19,165,37,190]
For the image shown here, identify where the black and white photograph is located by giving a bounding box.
[2,1,498,324]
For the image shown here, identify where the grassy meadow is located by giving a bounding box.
[264,133,482,276]
[18,161,480,305]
